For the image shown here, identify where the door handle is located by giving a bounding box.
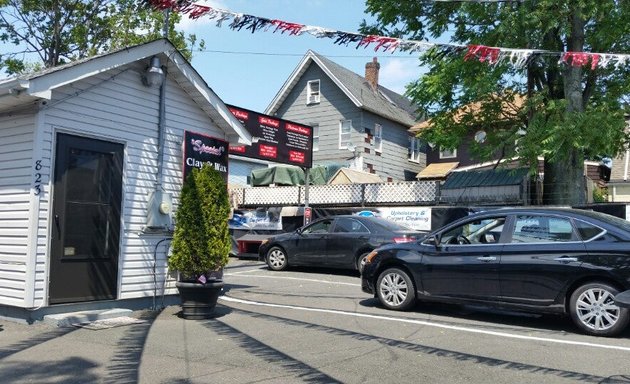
[477,256,496,262]
[554,256,578,263]
[54,215,61,240]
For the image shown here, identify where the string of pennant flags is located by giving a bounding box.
[145,0,630,70]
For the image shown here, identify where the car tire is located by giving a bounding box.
[356,252,370,274]
[376,268,416,311]
[569,282,629,337]
[266,246,288,271]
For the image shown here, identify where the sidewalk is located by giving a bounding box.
[0,303,281,384]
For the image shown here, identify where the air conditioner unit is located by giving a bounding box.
[307,95,319,104]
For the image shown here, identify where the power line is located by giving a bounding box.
[193,49,421,59]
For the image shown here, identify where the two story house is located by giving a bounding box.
[264,51,424,182]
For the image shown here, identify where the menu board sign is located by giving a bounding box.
[182,131,229,184]
[227,105,313,168]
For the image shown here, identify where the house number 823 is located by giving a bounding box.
[33,160,42,196]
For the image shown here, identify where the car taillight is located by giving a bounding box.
[365,250,379,264]
[393,236,415,243]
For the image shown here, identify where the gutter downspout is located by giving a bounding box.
[156,66,167,187]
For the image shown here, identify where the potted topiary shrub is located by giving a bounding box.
[169,164,231,319]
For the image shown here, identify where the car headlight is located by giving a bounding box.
[365,250,379,264]
[260,239,269,246]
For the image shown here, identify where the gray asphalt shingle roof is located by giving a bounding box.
[310,52,418,126]
[266,50,419,127]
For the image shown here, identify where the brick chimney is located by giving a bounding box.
[365,57,380,91]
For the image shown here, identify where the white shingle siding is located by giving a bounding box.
[0,113,35,306]
[0,64,229,307]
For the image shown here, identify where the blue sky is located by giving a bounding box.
[180,0,426,113]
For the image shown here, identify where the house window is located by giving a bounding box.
[439,147,457,159]
[307,80,320,104]
[374,123,382,152]
[409,136,421,162]
[311,123,319,151]
[339,120,352,149]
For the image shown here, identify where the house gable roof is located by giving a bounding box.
[409,93,526,134]
[0,39,251,145]
[328,167,383,184]
[265,50,418,127]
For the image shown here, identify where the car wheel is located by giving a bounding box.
[356,252,370,274]
[266,246,288,271]
[569,282,629,337]
[376,268,416,311]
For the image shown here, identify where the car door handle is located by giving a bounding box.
[477,256,496,262]
[554,256,578,263]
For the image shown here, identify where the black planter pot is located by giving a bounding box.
[176,280,224,319]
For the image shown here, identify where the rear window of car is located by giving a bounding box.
[368,217,414,231]
[333,217,369,233]
[573,219,605,240]
[576,210,630,233]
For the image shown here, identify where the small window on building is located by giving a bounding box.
[311,123,319,151]
[439,147,457,159]
[374,123,383,152]
[307,80,320,104]
[339,120,352,149]
[409,136,421,162]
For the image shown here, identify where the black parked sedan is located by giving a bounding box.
[259,215,423,273]
[361,208,630,337]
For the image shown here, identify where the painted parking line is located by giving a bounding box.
[225,272,361,287]
[220,295,630,353]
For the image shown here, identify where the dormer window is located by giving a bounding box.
[307,80,320,104]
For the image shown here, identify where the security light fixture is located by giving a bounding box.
[142,56,164,88]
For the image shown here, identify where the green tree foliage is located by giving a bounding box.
[0,0,204,74]
[361,0,630,204]
[169,165,231,280]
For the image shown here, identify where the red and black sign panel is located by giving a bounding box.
[227,105,313,168]
[182,131,229,183]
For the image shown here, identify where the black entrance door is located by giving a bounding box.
[49,133,124,304]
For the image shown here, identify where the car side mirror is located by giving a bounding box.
[483,233,496,243]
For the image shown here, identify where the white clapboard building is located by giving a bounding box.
[0,39,251,321]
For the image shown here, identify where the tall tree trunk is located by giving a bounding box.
[543,151,585,205]
[542,7,587,206]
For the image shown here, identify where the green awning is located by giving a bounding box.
[251,166,328,186]
[442,168,529,190]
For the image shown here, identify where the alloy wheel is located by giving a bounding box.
[378,271,409,308]
[574,287,620,331]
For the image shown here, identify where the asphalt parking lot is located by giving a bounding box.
[2,257,630,383]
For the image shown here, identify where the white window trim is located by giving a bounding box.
[439,147,457,159]
[374,123,383,153]
[409,137,421,163]
[307,80,320,104]
[311,123,319,151]
[339,120,352,149]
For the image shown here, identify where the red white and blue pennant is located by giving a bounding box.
[146,0,630,70]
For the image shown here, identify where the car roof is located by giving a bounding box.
[454,207,630,233]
